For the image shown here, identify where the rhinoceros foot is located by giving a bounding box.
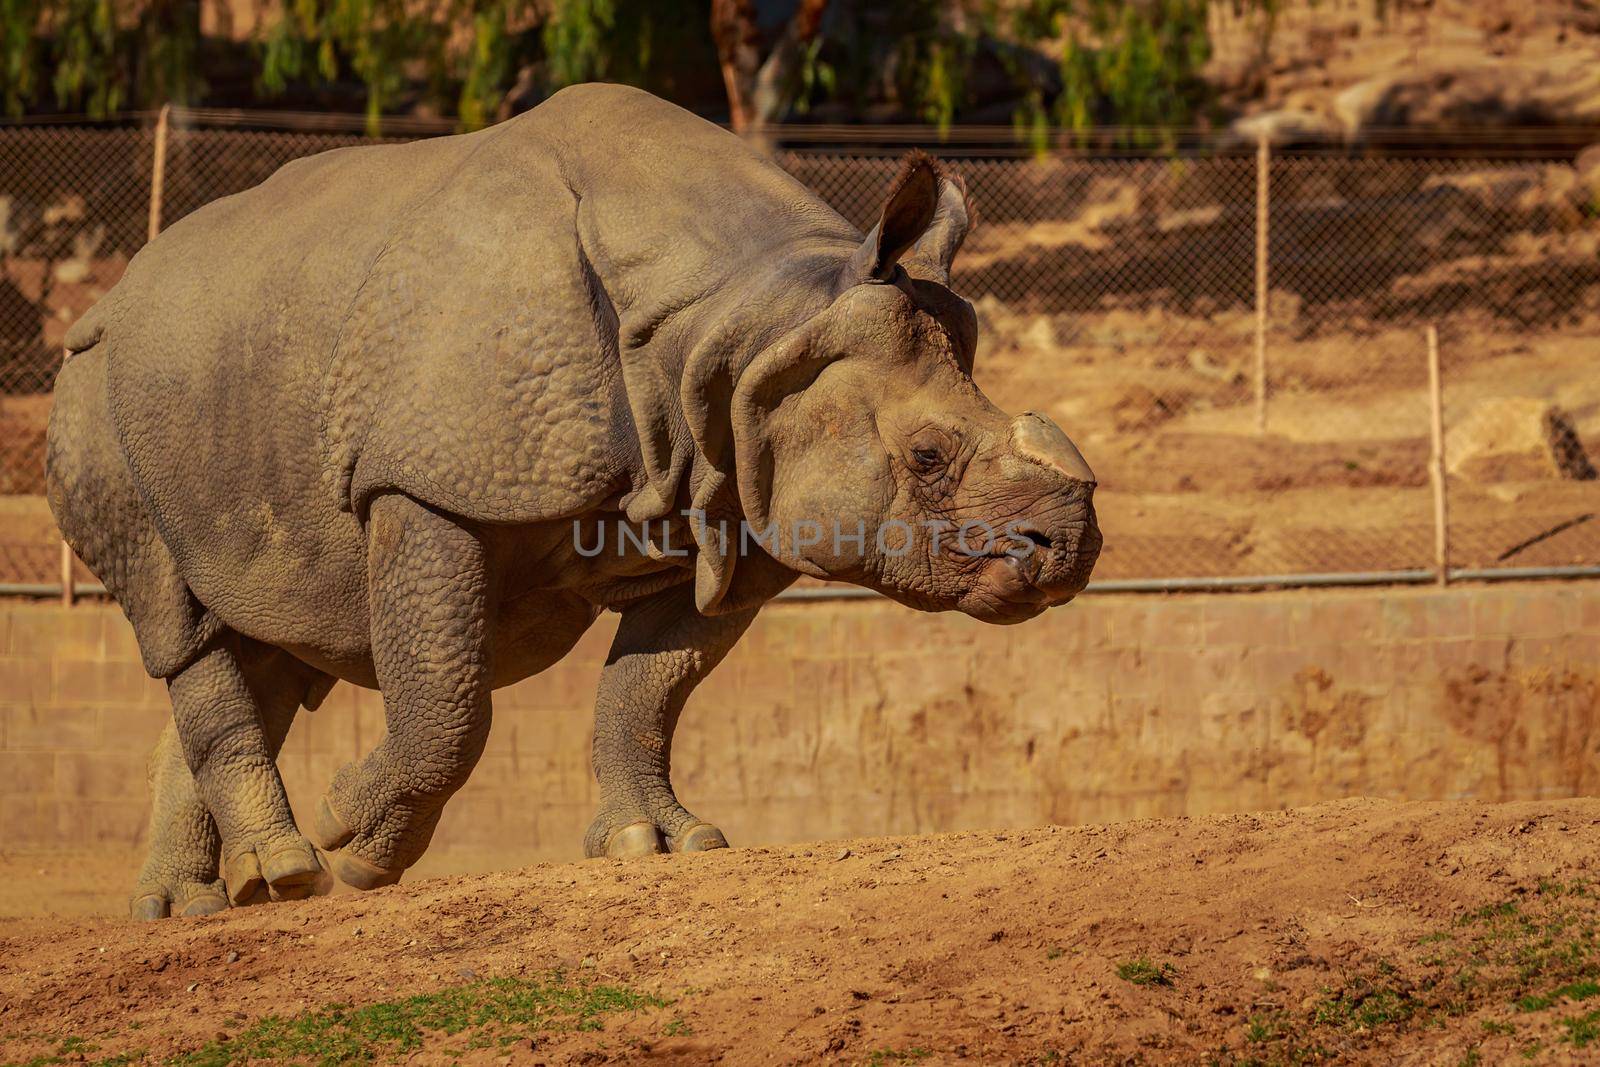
[129,722,230,920]
[309,795,406,890]
[223,839,326,904]
[585,809,730,860]
[130,884,228,921]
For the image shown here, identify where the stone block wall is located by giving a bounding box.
[1,582,1596,868]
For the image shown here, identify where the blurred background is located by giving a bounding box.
[0,0,1596,916]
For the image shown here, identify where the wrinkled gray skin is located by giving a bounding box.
[45,84,1101,919]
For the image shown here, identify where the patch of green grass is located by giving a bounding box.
[1203,877,1592,1061]
[4,1035,139,1067]
[1311,980,1417,1031]
[170,974,668,1067]
[866,1050,931,1066]
[1208,1035,1328,1066]
[1515,979,1600,1013]
[1244,1013,1284,1044]
[661,1016,693,1038]
[1115,957,1177,987]
[1430,880,1600,1017]
[1560,1007,1600,1048]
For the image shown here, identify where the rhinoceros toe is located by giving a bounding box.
[128,880,228,921]
[671,822,729,853]
[604,821,667,858]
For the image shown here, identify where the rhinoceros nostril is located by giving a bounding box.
[1019,528,1053,552]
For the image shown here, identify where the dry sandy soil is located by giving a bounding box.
[3,797,1600,1065]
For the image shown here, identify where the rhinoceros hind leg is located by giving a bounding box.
[312,493,492,887]
[582,586,755,860]
[129,721,228,920]
[166,634,325,906]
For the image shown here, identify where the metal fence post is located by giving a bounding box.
[1426,324,1450,586]
[58,542,73,606]
[1253,135,1270,435]
[147,103,171,242]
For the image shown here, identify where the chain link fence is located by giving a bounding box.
[3,111,1597,590]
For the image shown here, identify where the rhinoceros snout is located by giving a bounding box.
[1003,419,1101,605]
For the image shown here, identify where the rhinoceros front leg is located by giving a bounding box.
[585,584,759,858]
[311,493,493,889]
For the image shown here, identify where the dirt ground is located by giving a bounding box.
[3,797,1600,1065]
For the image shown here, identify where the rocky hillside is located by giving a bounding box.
[1209,0,1600,147]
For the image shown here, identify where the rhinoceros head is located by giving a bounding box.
[690,154,1100,624]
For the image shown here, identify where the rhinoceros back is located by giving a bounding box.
[93,83,855,649]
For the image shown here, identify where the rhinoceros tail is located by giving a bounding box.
[48,344,225,679]
[64,301,109,355]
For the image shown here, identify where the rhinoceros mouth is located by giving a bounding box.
[951,554,1052,623]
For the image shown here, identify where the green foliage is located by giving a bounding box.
[135,0,203,111]
[0,0,204,118]
[258,0,474,134]
[541,0,708,94]
[544,0,623,88]
[1229,879,1600,1058]
[792,36,835,116]
[1244,1012,1285,1043]
[170,974,668,1066]
[894,0,973,134]
[1000,0,1215,149]
[48,0,121,116]
[812,1,976,134]
[0,0,1251,142]
[1116,957,1177,986]
[457,6,513,130]
[0,0,39,115]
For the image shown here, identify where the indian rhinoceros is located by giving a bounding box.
[46,83,1101,920]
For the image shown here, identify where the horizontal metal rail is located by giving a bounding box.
[1,564,1596,604]
[8,109,1595,158]
[773,565,1600,600]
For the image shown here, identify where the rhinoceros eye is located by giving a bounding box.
[912,446,943,469]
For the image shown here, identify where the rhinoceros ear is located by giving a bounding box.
[902,171,973,286]
[840,151,942,287]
